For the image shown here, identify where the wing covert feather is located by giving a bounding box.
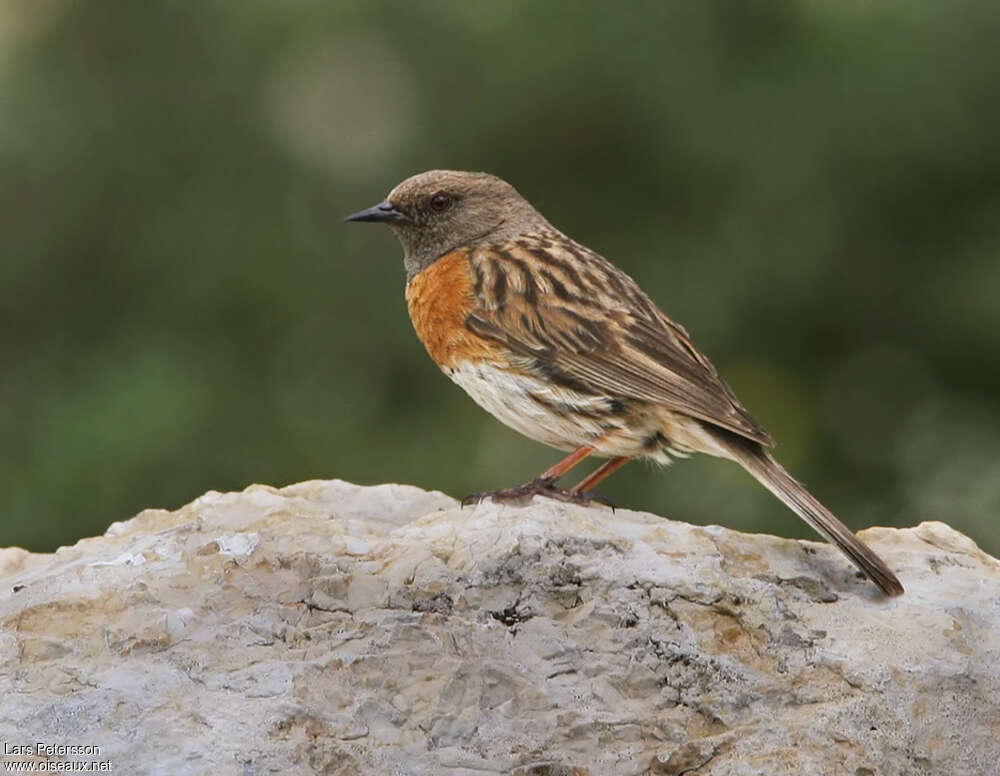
[464,238,773,446]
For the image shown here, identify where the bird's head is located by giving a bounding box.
[346,170,547,277]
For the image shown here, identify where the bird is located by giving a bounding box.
[345,170,903,597]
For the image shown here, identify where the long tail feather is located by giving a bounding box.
[718,435,903,596]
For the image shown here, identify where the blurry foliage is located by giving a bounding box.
[1,0,998,555]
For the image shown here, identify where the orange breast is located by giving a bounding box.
[405,250,497,369]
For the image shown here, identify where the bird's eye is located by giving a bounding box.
[430,192,452,212]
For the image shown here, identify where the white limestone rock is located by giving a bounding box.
[0,479,997,775]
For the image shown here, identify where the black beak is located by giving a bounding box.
[344,201,409,224]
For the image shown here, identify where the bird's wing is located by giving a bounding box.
[463,236,774,446]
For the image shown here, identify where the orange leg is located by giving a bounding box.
[461,444,599,506]
[571,456,631,493]
[539,445,595,482]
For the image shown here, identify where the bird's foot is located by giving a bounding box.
[568,489,617,510]
[461,478,615,509]
[461,477,558,506]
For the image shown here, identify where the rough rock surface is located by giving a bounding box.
[1,480,998,775]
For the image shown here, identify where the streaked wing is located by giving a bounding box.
[464,235,774,446]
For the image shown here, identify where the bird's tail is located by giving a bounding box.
[716,432,903,597]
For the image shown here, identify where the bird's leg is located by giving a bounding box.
[568,456,631,507]
[461,445,595,506]
[538,444,595,483]
[571,456,630,493]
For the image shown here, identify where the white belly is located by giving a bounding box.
[445,360,675,461]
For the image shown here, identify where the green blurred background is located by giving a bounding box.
[3,1,999,556]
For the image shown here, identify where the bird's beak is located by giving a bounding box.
[344,201,410,224]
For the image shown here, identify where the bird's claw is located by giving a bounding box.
[570,489,617,510]
[461,478,615,509]
[461,477,554,506]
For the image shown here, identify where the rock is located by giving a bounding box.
[0,479,997,775]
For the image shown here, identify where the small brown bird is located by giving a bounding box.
[346,170,903,596]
